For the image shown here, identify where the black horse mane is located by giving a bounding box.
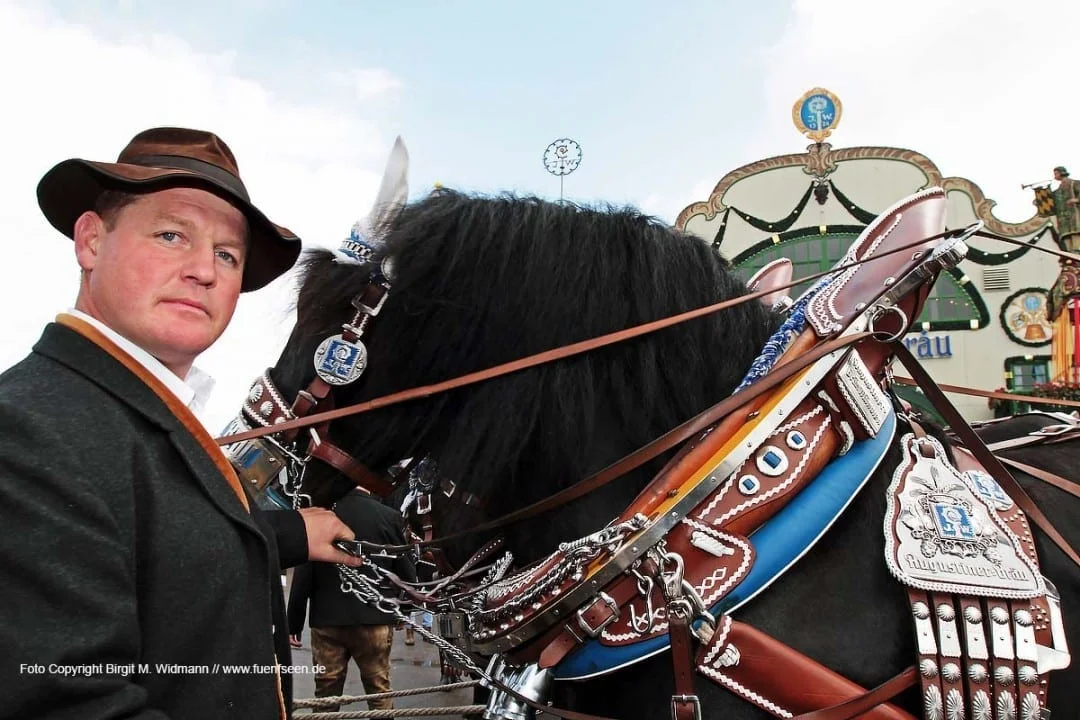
[274,189,780,555]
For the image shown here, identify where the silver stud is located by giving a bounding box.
[1020,693,1040,720]
[1014,609,1033,627]
[884,277,896,286]
[920,658,939,678]
[259,400,274,417]
[942,663,961,683]
[964,606,983,624]
[995,666,1015,687]
[937,604,956,622]
[1018,666,1038,686]
[997,692,1016,720]
[913,601,931,620]
[248,384,263,402]
[946,688,964,720]
[273,417,286,425]
[969,663,988,683]
[991,607,1010,624]
[972,690,991,720]
[924,685,943,720]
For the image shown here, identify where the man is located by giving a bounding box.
[1052,165,1080,250]
[287,489,416,713]
[0,127,363,719]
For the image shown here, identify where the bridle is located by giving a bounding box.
[219,198,1079,720]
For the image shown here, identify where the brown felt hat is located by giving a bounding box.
[37,127,301,292]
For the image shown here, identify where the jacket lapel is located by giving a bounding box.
[34,320,262,536]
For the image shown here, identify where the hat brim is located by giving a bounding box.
[37,158,301,292]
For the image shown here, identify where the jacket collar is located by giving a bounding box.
[34,319,259,530]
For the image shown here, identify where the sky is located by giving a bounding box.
[1,0,1077,432]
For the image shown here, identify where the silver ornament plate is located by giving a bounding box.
[313,334,369,386]
[884,434,1044,599]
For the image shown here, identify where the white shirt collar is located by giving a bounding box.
[66,308,216,418]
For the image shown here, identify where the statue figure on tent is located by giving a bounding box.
[1047,166,1080,250]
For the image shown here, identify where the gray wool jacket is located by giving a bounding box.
[0,322,308,719]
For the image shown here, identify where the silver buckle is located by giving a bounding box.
[671,694,702,720]
[576,591,619,638]
[415,493,433,515]
[352,288,388,317]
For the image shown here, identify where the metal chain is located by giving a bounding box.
[336,565,487,678]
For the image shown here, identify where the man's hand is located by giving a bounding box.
[289,634,302,648]
[1067,198,1079,205]
[298,507,364,566]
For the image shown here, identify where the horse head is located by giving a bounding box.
[240,184,782,569]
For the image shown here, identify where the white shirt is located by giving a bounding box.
[66,308,216,420]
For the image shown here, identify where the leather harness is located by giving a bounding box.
[219,187,1077,720]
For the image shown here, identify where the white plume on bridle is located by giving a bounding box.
[333,135,410,265]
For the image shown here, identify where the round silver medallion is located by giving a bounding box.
[964,606,983,624]
[1014,609,1033,627]
[937,604,956,622]
[942,663,961,683]
[381,255,396,283]
[990,607,1010,624]
[1018,666,1038,686]
[313,334,369,386]
[969,664,988,683]
[920,659,939,678]
[994,666,1014,687]
[912,601,931,620]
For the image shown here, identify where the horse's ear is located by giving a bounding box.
[369,135,409,229]
[332,136,410,266]
[746,258,793,309]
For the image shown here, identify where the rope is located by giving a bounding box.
[293,681,479,708]
[298,706,484,718]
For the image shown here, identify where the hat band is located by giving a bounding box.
[128,154,251,202]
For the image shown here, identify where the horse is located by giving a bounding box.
[251,188,1079,719]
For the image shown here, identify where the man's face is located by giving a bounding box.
[1054,169,1065,181]
[73,186,248,377]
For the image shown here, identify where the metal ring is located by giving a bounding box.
[867,304,909,343]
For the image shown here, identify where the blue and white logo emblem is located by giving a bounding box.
[313,334,369,386]
[931,502,977,541]
[966,470,1013,511]
[792,87,843,143]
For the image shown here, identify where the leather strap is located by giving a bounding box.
[696,619,915,720]
[891,375,1080,410]
[217,227,965,449]
[893,342,1080,570]
[307,440,395,496]
[791,667,919,720]
[996,455,1080,500]
[669,613,700,720]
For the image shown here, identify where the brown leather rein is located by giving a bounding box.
[219,227,1030,449]
[216,228,1080,560]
